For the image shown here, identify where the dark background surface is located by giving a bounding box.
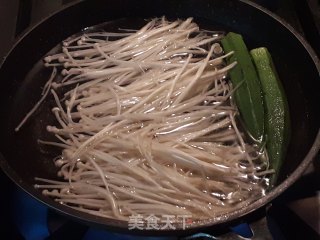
[0,0,319,60]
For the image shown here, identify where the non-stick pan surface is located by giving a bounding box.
[0,0,319,235]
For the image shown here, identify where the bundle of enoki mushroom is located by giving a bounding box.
[31,18,270,221]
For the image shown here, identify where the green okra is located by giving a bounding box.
[250,47,290,185]
[221,32,264,141]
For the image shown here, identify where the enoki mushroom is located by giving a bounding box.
[21,17,271,221]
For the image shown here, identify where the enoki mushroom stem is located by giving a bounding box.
[18,17,270,221]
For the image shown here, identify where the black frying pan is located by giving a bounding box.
[0,0,319,235]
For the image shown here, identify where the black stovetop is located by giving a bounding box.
[0,1,319,239]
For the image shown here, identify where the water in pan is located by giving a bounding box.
[11,17,270,228]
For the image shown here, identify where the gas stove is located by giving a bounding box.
[0,1,319,239]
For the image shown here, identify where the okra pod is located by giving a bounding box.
[221,32,264,142]
[250,47,290,184]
